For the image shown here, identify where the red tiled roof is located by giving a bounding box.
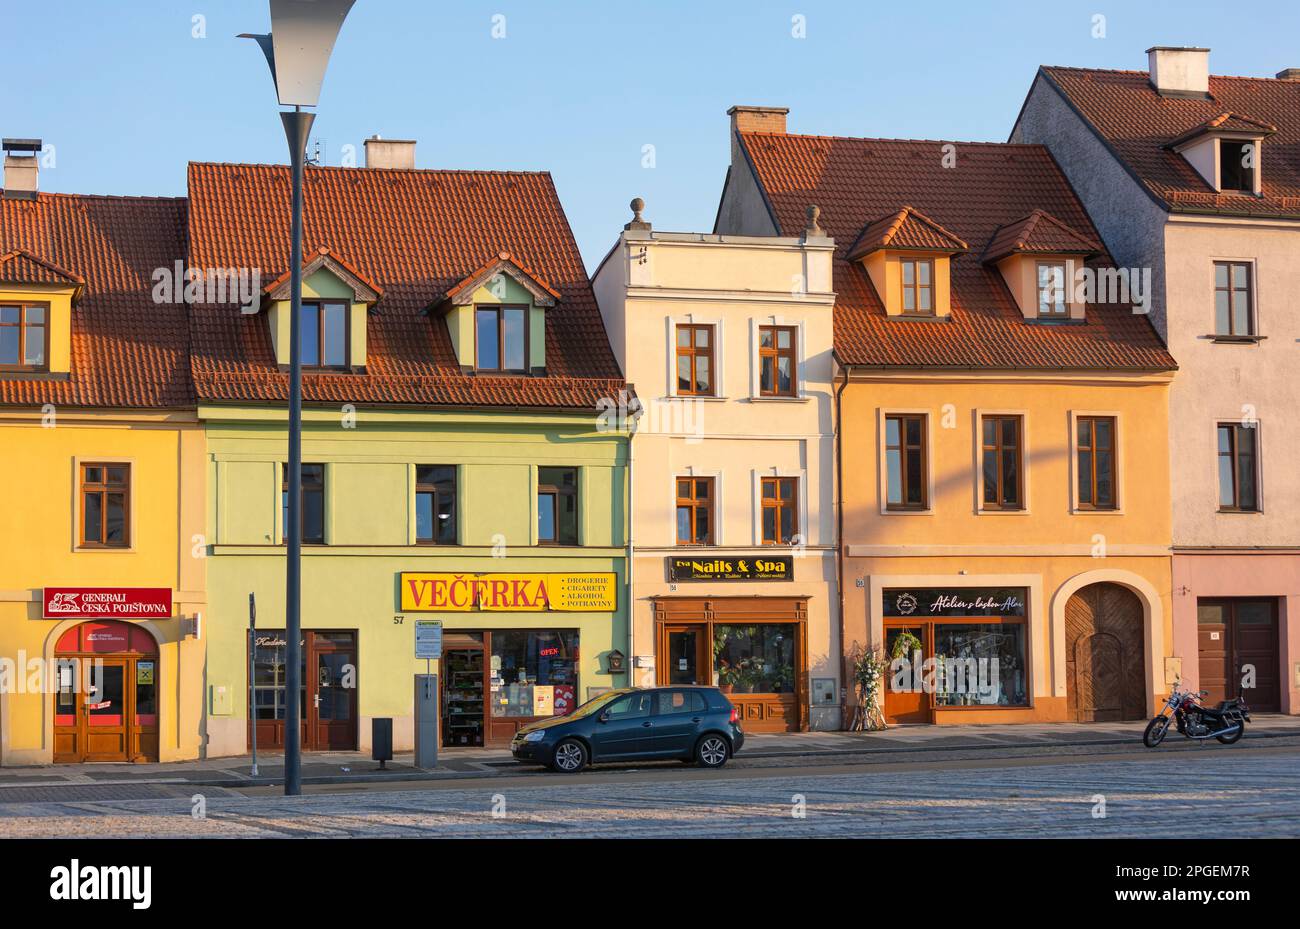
[262,245,384,301]
[0,192,192,408]
[981,210,1103,264]
[847,206,968,260]
[738,131,1175,370]
[186,163,625,410]
[0,248,85,288]
[443,250,562,306]
[1040,67,1300,218]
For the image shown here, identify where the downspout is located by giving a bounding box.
[834,363,852,728]
[625,400,639,686]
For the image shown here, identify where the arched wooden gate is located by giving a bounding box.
[1065,583,1146,722]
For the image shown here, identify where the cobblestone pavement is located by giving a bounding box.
[1,746,1296,838]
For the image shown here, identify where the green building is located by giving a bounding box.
[187,148,630,755]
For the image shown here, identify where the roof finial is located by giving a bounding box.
[625,197,651,231]
[805,203,824,237]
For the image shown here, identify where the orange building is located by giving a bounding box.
[717,107,1179,724]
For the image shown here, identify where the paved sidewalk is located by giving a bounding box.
[3,715,1297,790]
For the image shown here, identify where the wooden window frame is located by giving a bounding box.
[537,466,579,545]
[760,475,799,545]
[1216,423,1259,513]
[78,462,131,549]
[1075,416,1117,511]
[900,258,935,315]
[884,414,928,511]
[758,325,798,397]
[474,305,530,374]
[415,465,458,545]
[675,323,716,397]
[0,301,51,372]
[300,300,350,370]
[981,415,1024,511]
[282,463,326,545]
[1036,261,1068,318]
[675,476,715,545]
[1213,262,1254,337]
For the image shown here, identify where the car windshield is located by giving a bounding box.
[565,689,634,719]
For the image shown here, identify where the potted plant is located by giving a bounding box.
[717,662,738,694]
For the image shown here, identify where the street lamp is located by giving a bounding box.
[241,0,355,797]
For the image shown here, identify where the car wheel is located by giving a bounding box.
[551,738,588,773]
[694,734,730,769]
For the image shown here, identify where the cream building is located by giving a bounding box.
[592,201,840,730]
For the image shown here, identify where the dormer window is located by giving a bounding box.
[901,259,934,314]
[0,302,48,370]
[301,301,348,368]
[1219,140,1255,193]
[1036,262,1067,318]
[475,305,527,372]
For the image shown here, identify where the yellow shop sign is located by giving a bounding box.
[399,572,617,613]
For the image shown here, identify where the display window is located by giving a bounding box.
[490,630,579,718]
[713,624,797,694]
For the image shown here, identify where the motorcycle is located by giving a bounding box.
[1143,683,1250,748]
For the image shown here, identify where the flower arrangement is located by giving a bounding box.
[850,645,889,731]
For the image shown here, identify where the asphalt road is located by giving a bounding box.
[1,740,1297,838]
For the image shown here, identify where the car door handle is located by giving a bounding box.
[691,717,702,723]
[642,721,653,727]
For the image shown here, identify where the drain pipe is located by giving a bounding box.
[834,363,852,729]
[625,396,641,687]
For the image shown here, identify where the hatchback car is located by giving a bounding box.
[510,686,744,772]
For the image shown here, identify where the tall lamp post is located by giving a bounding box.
[241,0,355,796]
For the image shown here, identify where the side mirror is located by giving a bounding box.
[598,711,610,723]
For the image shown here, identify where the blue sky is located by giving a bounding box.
[8,1,1299,269]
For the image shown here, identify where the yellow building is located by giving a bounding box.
[716,107,1180,724]
[0,172,206,764]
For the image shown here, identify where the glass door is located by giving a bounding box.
[84,659,129,761]
[665,625,708,685]
[310,632,358,751]
[883,625,931,724]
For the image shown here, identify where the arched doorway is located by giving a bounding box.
[53,621,159,763]
[1065,583,1146,721]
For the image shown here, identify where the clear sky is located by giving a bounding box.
[7,1,1299,270]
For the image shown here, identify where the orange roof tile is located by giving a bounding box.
[737,131,1175,371]
[1039,67,1300,218]
[981,210,1104,264]
[186,163,625,410]
[847,206,968,260]
[0,192,192,408]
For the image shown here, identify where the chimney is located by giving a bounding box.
[363,135,417,169]
[1277,68,1300,80]
[1146,46,1210,97]
[3,139,41,201]
[728,105,789,137]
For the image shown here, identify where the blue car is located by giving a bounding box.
[510,686,744,773]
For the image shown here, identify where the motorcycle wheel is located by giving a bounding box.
[1143,716,1171,748]
[1216,723,1245,745]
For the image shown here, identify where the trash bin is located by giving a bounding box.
[372,717,393,768]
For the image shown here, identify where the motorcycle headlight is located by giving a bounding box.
[523,730,547,742]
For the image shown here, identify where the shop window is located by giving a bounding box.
[475,305,527,372]
[253,636,306,721]
[538,466,578,544]
[301,301,348,368]
[901,259,934,314]
[0,302,48,370]
[885,414,927,509]
[933,621,1028,707]
[675,323,714,396]
[675,476,714,545]
[135,659,158,727]
[714,624,796,694]
[981,415,1023,510]
[1076,416,1116,510]
[1213,262,1253,336]
[1036,262,1067,318]
[760,476,798,544]
[79,462,130,548]
[1217,423,1258,512]
[282,463,326,544]
[758,325,797,396]
[416,465,457,544]
[490,630,579,718]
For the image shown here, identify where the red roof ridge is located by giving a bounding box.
[741,129,1046,150]
[1042,64,1296,84]
[187,160,553,180]
[2,190,186,205]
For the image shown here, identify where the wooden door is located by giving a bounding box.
[664,625,709,685]
[83,659,130,761]
[1200,599,1280,712]
[883,624,931,723]
[309,632,358,750]
[1066,583,1146,721]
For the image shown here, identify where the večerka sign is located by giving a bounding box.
[399,573,617,612]
[884,587,1026,618]
[668,556,793,581]
[42,588,172,619]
